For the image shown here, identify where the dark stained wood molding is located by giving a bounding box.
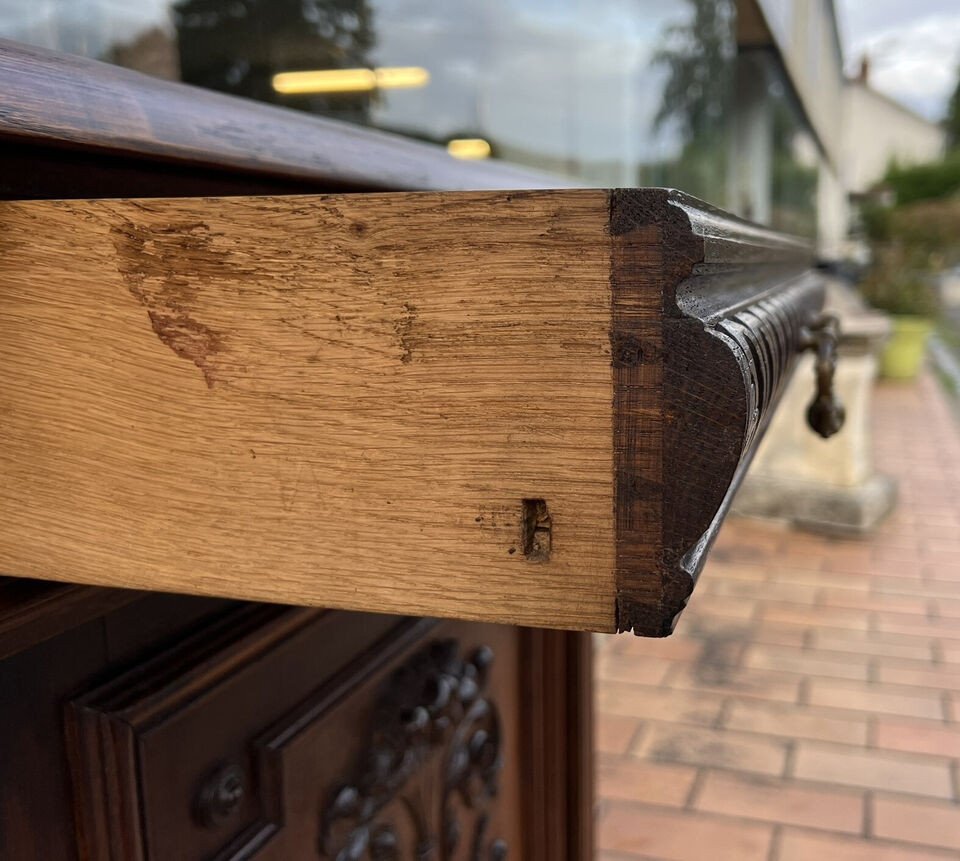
[0,579,138,660]
[610,188,822,636]
[565,631,595,861]
[66,605,325,860]
[0,39,562,198]
[519,628,594,860]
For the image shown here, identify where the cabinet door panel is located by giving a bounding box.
[66,608,524,860]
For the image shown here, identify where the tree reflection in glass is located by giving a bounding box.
[645,0,736,206]
[172,0,377,124]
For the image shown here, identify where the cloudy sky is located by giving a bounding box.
[837,0,960,121]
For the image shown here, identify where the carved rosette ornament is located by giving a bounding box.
[319,639,506,861]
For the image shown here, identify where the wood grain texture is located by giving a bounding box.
[520,628,594,859]
[0,188,822,635]
[0,190,616,631]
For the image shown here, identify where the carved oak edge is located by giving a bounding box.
[610,188,824,637]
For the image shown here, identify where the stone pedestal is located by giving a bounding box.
[733,279,897,535]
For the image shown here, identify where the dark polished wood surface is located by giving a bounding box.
[0,593,239,860]
[0,39,561,199]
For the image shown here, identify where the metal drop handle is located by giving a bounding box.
[801,313,845,439]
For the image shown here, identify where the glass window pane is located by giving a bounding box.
[0,0,817,233]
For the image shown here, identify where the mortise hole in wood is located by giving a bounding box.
[521,499,552,562]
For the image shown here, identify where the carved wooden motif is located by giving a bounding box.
[319,639,506,861]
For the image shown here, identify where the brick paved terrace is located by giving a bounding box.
[594,373,960,860]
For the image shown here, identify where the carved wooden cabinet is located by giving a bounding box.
[0,41,826,860]
[3,591,589,861]
[69,611,523,860]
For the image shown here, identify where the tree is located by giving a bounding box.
[946,65,960,151]
[173,0,377,124]
[644,0,736,207]
[651,0,736,143]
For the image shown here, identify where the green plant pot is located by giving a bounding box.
[880,316,933,380]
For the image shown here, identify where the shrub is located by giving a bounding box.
[883,153,960,206]
[858,197,960,317]
[859,252,939,317]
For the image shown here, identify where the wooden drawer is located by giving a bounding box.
[66,608,530,860]
[0,188,823,637]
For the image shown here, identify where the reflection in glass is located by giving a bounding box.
[771,83,819,238]
[0,0,815,233]
[0,0,729,189]
[644,0,735,207]
[173,0,377,124]
[732,50,818,237]
[271,66,429,95]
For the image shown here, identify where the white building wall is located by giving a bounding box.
[744,0,947,259]
[754,0,849,259]
[842,83,946,195]
[757,0,845,166]
[817,157,848,260]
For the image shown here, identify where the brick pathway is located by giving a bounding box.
[595,373,960,860]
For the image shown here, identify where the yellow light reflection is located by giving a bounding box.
[374,67,430,90]
[446,138,492,160]
[272,67,430,95]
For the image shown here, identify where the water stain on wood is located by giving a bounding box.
[111,219,225,388]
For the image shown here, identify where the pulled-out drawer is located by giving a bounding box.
[0,189,825,635]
